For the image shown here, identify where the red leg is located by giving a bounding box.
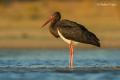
[69,41,74,68]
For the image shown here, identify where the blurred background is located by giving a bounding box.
[0,1,120,80]
[0,0,120,49]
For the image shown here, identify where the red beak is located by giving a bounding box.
[41,16,54,28]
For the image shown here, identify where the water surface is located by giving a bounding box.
[0,49,120,80]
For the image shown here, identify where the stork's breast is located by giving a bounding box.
[57,29,79,45]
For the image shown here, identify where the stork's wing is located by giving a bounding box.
[58,19,100,47]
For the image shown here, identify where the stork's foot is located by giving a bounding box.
[68,64,75,69]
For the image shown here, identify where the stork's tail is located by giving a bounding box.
[86,31,101,47]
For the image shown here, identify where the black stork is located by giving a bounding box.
[41,11,100,68]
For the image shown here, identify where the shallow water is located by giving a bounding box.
[0,49,120,80]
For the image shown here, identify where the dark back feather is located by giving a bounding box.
[58,19,100,47]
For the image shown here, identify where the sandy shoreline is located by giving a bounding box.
[0,39,120,49]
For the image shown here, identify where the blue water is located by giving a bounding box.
[0,49,120,80]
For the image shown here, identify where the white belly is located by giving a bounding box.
[58,30,78,45]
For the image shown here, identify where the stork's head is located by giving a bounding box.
[41,11,61,28]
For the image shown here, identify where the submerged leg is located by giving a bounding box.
[69,41,74,68]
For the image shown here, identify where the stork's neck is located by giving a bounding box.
[49,18,60,38]
[50,18,60,28]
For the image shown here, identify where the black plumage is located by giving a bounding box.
[49,12,100,47]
